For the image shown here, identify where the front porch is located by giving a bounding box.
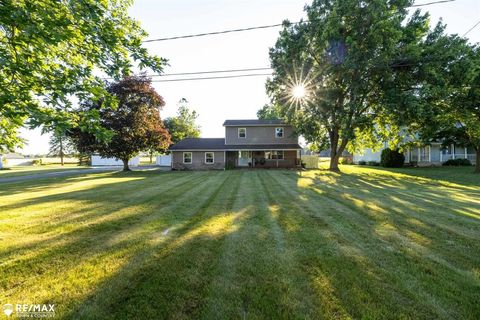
[225,150,301,168]
[405,143,477,165]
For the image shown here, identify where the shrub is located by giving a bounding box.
[380,149,405,168]
[442,158,472,166]
[367,161,380,166]
[358,160,367,165]
[32,159,42,166]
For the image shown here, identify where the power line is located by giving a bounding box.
[101,55,460,82]
[143,23,284,43]
[463,18,480,37]
[410,0,455,7]
[103,67,272,80]
[143,1,457,43]
[150,73,272,82]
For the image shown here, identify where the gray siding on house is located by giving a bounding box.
[225,126,297,145]
[172,151,225,170]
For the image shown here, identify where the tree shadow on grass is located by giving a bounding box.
[0,172,211,263]
[274,169,480,319]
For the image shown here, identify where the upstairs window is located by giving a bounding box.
[238,128,246,138]
[275,127,284,138]
[183,152,192,164]
[205,152,214,164]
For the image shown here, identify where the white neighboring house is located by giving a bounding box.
[354,142,477,165]
[91,155,140,166]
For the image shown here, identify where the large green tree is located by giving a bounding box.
[164,99,201,144]
[0,0,166,152]
[402,30,480,173]
[267,0,431,171]
[70,76,171,171]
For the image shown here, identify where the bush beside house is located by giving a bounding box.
[380,149,405,168]
[442,159,472,166]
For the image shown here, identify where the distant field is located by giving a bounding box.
[0,166,479,319]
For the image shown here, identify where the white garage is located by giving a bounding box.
[156,154,172,167]
[91,155,140,166]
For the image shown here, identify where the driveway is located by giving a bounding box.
[0,166,170,183]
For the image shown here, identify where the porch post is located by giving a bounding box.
[452,144,455,159]
[465,147,468,159]
[428,146,431,162]
[440,148,443,162]
[418,147,421,162]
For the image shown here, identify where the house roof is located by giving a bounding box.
[223,119,286,126]
[169,138,301,151]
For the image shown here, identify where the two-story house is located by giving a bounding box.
[169,119,302,170]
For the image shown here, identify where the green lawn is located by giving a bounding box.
[0,167,479,319]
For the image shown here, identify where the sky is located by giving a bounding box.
[17,0,480,155]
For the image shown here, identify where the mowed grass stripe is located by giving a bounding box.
[204,171,306,319]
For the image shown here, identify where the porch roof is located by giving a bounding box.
[169,138,225,150]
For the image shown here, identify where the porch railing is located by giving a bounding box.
[440,153,476,164]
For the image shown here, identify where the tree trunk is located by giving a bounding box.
[150,152,153,164]
[329,154,340,172]
[328,129,349,172]
[328,129,340,172]
[122,158,131,171]
[475,148,480,174]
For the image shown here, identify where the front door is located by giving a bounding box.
[238,151,251,167]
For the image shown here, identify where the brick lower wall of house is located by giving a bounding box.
[172,151,225,170]
[252,150,297,168]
